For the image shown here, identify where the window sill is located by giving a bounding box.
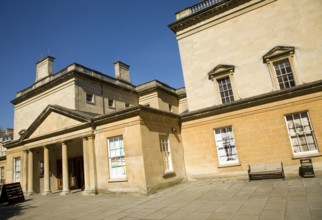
[86,101,95,105]
[292,153,322,160]
[108,178,128,183]
[163,171,176,179]
[218,163,241,168]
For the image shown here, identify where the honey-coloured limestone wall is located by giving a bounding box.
[181,91,322,179]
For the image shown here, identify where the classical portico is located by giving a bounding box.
[5,104,186,196]
[19,137,96,196]
[8,105,98,195]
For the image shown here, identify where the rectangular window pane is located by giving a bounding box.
[285,112,318,155]
[214,126,239,165]
[108,136,126,179]
[13,157,21,182]
[217,76,234,104]
[273,59,295,89]
[159,134,173,173]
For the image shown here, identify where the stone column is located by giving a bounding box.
[88,135,97,194]
[42,146,51,195]
[61,142,70,195]
[82,137,90,195]
[27,150,34,195]
[22,150,28,193]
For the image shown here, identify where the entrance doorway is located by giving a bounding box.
[57,156,84,190]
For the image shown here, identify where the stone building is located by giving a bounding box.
[169,0,322,178]
[0,128,13,184]
[4,58,187,195]
[3,0,322,195]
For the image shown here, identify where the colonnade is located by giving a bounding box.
[22,136,97,196]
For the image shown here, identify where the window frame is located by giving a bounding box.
[208,64,238,105]
[213,126,239,166]
[284,111,319,156]
[216,76,235,104]
[86,93,95,104]
[108,99,115,109]
[13,157,21,182]
[159,134,174,174]
[107,136,126,179]
[263,46,299,90]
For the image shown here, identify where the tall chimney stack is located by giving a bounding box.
[35,56,55,82]
[114,61,131,83]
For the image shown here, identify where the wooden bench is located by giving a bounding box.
[248,162,285,180]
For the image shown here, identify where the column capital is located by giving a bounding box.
[87,135,95,140]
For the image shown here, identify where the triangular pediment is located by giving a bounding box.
[208,64,235,80]
[28,112,83,139]
[263,46,295,63]
[22,105,93,140]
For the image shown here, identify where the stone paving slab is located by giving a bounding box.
[1,176,322,220]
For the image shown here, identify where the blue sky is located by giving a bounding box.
[0,0,197,129]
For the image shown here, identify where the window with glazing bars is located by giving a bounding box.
[285,112,318,155]
[273,58,296,89]
[217,76,234,104]
[159,134,173,173]
[214,126,239,165]
[108,136,126,179]
[13,157,21,182]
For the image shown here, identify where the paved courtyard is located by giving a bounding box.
[1,176,322,220]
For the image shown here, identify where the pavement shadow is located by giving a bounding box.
[0,199,35,220]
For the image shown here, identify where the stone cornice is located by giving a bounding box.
[11,71,74,105]
[181,80,322,122]
[5,81,321,148]
[136,80,183,98]
[11,66,136,105]
[169,0,250,33]
[36,56,55,65]
[5,105,179,149]
[93,105,179,126]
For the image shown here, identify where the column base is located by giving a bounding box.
[26,191,34,196]
[60,190,71,196]
[82,190,97,195]
[42,191,51,196]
